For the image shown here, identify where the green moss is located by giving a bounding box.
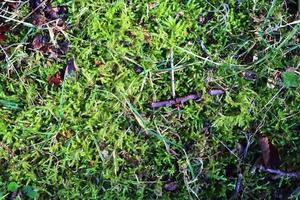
[0,0,300,199]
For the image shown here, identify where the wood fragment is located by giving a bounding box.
[258,136,280,168]
[151,92,202,109]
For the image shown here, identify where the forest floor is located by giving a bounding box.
[1,0,300,199]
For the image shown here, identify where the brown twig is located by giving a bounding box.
[259,165,300,178]
[151,92,202,109]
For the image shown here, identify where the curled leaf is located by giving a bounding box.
[65,58,78,77]
[258,136,280,168]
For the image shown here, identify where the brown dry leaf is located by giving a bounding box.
[121,151,139,166]
[63,130,72,138]
[95,60,103,67]
[258,136,281,168]
[252,14,265,23]
[0,26,10,42]
[48,71,63,85]
[148,2,158,9]
[143,31,152,43]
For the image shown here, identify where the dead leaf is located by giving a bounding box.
[258,136,281,168]
[198,15,205,25]
[143,31,152,43]
[0,26,10,33]
[95,60,103,67]
[31,35,48,49]
[65,58,78,77]
[148,2,158,9]
[242,70,257,81]
[120,151,139,166]
[0,26,10,42]
[32,14,47,26]
[48,71,63,85]
[0,34,6,42]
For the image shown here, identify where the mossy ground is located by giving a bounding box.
[1,0,300,199]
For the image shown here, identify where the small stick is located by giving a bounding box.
[259,165,300,178]
[207,88,225,96]
[151,92,202,109]
[234,173,243,194]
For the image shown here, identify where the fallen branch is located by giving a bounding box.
[151,92,202,109]
[259,165,300,178]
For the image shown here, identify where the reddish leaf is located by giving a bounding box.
[0,26,10,42]
[95,60,103,67]
[258,136,281,168]
[32,14,47,26]
[8,3,18,10]
[0,34,6,42]
[48,72,63,85]
[0,26,10,33]
[31,35,48,49]
[164,181,177,191]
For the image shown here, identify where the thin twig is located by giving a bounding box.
[170,48,175,98]
[259,165,300,178]
[151,92,202,109]
[11,0,47,30]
